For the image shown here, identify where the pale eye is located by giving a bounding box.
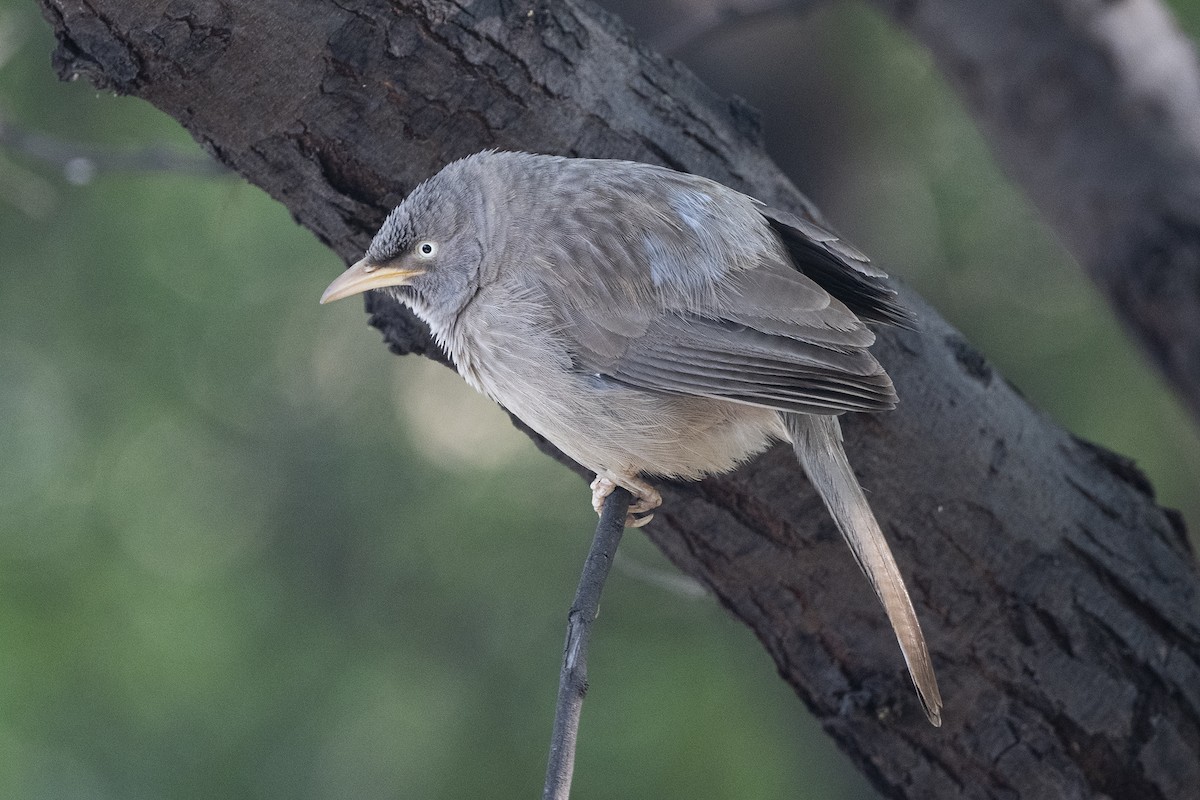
[415,241,438,259]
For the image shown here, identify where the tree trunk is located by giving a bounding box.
[38,1,1200,797]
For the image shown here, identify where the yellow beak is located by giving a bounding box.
[319,258,426,304]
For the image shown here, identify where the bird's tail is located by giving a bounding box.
[785,412,943,726]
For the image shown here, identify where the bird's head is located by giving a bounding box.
[320,172,485,325]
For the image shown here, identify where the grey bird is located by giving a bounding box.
[320,150,942,726]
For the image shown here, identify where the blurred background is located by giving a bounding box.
[2,0,1198,798]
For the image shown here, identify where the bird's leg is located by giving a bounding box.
[590,470,662,528]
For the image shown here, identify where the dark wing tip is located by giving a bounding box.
[759,205,916,329]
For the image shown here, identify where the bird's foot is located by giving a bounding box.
[590,471,662,528]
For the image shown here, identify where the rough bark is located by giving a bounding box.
[37,1,1200,798]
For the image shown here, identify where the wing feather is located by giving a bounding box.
[757,205,914,326]
[524,159,908,414]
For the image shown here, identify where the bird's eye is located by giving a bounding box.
[415,241,438,259]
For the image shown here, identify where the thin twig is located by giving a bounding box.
[542,486,631,800]
[0,111,229,183]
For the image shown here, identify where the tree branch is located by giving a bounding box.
[868,0,1200,425]
[36,0,1200,797]
[0,108,228,183]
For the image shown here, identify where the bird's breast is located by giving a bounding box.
[447,293,784,480]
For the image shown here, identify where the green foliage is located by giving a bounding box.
[1,1,1197,799]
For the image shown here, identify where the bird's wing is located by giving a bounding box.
[563,308,896,415]
[756,204,914,327]
[533,164,902,414]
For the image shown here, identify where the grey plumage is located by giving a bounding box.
[787,413,941,725]
[321,150,942,726]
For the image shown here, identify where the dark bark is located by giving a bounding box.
[37,1,1200,798]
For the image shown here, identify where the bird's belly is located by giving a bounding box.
[472,360,784,479]
[556,389,785,479]
[447,302,785,480]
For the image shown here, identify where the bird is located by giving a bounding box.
[319,150,942,726]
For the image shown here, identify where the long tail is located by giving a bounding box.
[785,412,943,726]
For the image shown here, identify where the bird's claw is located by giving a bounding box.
[590,472,662,528]
[625,511,654,528]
